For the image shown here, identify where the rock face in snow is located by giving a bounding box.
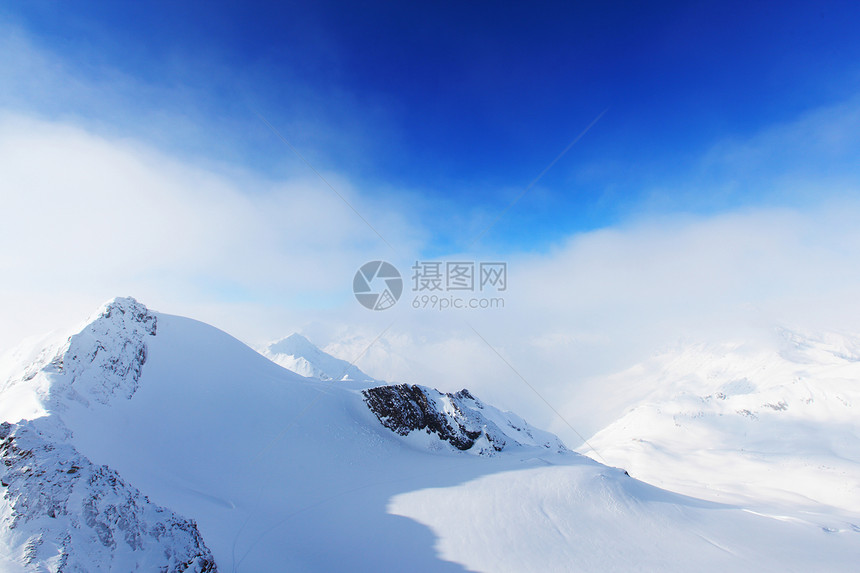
[0,420,216,572]
[363,384,567,455]
[263,333,376,383]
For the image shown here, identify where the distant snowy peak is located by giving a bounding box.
[608,327,860,422]
[584,328,860,510]
[263,333,376,383]
[363,384,567,456]
[776,326,860,365]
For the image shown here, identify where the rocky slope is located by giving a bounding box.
[0,420,216,572]
[363,384,566,455]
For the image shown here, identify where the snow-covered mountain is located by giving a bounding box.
[2,299,860,571]
[0,299,215,572]
[582,328,860,515]
[261,332,377,383]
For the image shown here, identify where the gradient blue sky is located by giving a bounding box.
[4,1,860,255]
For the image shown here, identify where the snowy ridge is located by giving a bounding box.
[262,334,566,455]
[262,333,376,383]
[265,334,566,455]
[363,384,566,455]
[0,420,216,572]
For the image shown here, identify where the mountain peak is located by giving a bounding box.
[53,296,157,407]
[266,332,316,355]
[0,296,158,420]
[262,333,376,383]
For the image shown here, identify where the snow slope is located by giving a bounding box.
[583,328,860,516]
[3,299,860,571]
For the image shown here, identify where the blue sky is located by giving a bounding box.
[4,1,860,255]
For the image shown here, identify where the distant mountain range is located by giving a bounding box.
[582,328,860,516]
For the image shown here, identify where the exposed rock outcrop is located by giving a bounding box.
[363,384,566,455]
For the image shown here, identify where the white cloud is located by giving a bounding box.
[0,112,420,350]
